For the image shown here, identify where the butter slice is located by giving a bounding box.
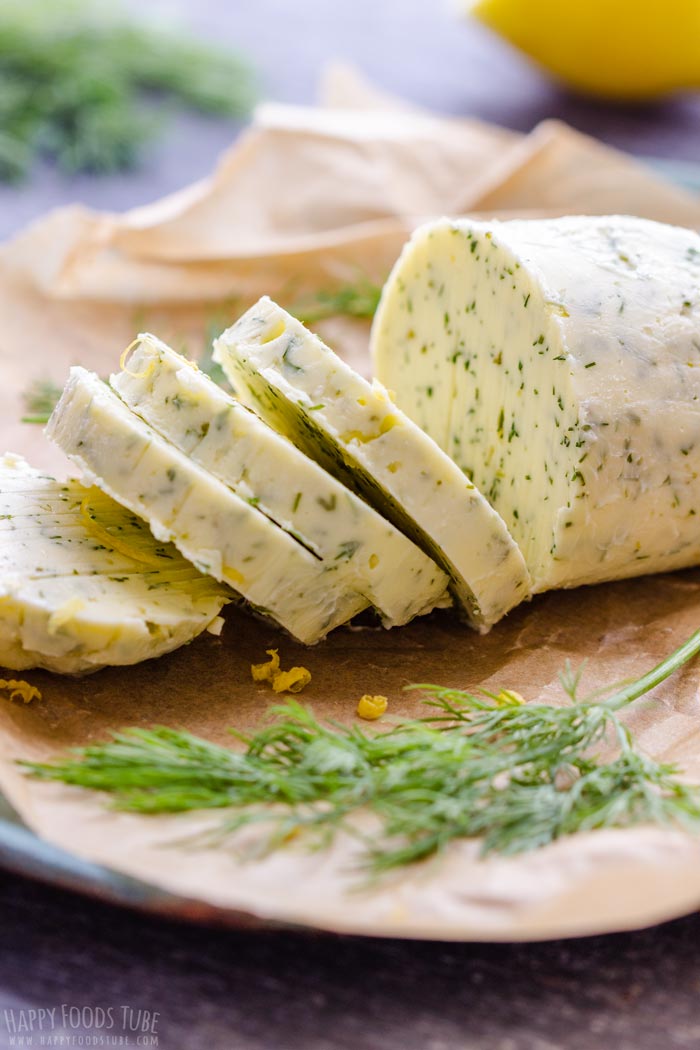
[0,452,230,674]
[46,368,369,644]
[213,297,531,631]
[111,335,449,627]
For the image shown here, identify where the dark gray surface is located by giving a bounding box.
[2,2,700,1048]
[3,870,700,1050]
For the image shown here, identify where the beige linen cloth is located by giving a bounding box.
[1,67,700,939]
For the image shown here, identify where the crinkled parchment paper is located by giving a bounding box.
[1,67,700,940]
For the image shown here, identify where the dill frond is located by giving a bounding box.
[196,285,383,388]
[197,319,233,391]
[20,378,63,424]
[289,278,384,325]
[25,629,700,875]
[0,0,256,182]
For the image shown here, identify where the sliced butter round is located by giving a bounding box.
[0,452,230,674]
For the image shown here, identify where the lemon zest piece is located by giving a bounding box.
[251,649,280,683]
[0,679,41,704]
[222,565,245,586]
[260,320,286,344]
[379,413,400,435]
[251,649,311,693]
[547,302,570,318]
[47,597,86,634]
[339,429,373,444]
[496,689,525,706]
[80,494,166,568]
[272,667,312,694]
[368,554,379,569]
[340,414,401,445]
[119,337,156,380]
[357,694,388,720]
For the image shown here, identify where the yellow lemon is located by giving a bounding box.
[465,0,700,99]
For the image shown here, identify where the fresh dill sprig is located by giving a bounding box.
[20,378,63,424]
[289,278,384,325]
[20,278,384,424]
[196,313,238,391]
[0,0,256,182]
[25,630,700,874]
[197,344,230,390]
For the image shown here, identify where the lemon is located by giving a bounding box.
[465,0,700,99]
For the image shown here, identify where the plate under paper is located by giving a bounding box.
[2,582,700,942]
[2,86,700,940]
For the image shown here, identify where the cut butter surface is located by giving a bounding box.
[0,452,230,674]
[46,368,369,645]
[111,335,449,627]
[213,297,531,631]
[371,215,700,591]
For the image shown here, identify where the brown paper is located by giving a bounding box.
[2,70,700,940]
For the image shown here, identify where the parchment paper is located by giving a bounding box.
[1,68,700,940]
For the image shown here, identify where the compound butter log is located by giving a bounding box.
[372,215,700,593]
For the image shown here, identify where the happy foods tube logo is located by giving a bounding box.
[2,1004,159,1046]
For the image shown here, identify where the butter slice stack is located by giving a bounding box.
[111,335,449,628]
[0,452,230,674]
[213,297,531,631]
[47,368,370,645]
